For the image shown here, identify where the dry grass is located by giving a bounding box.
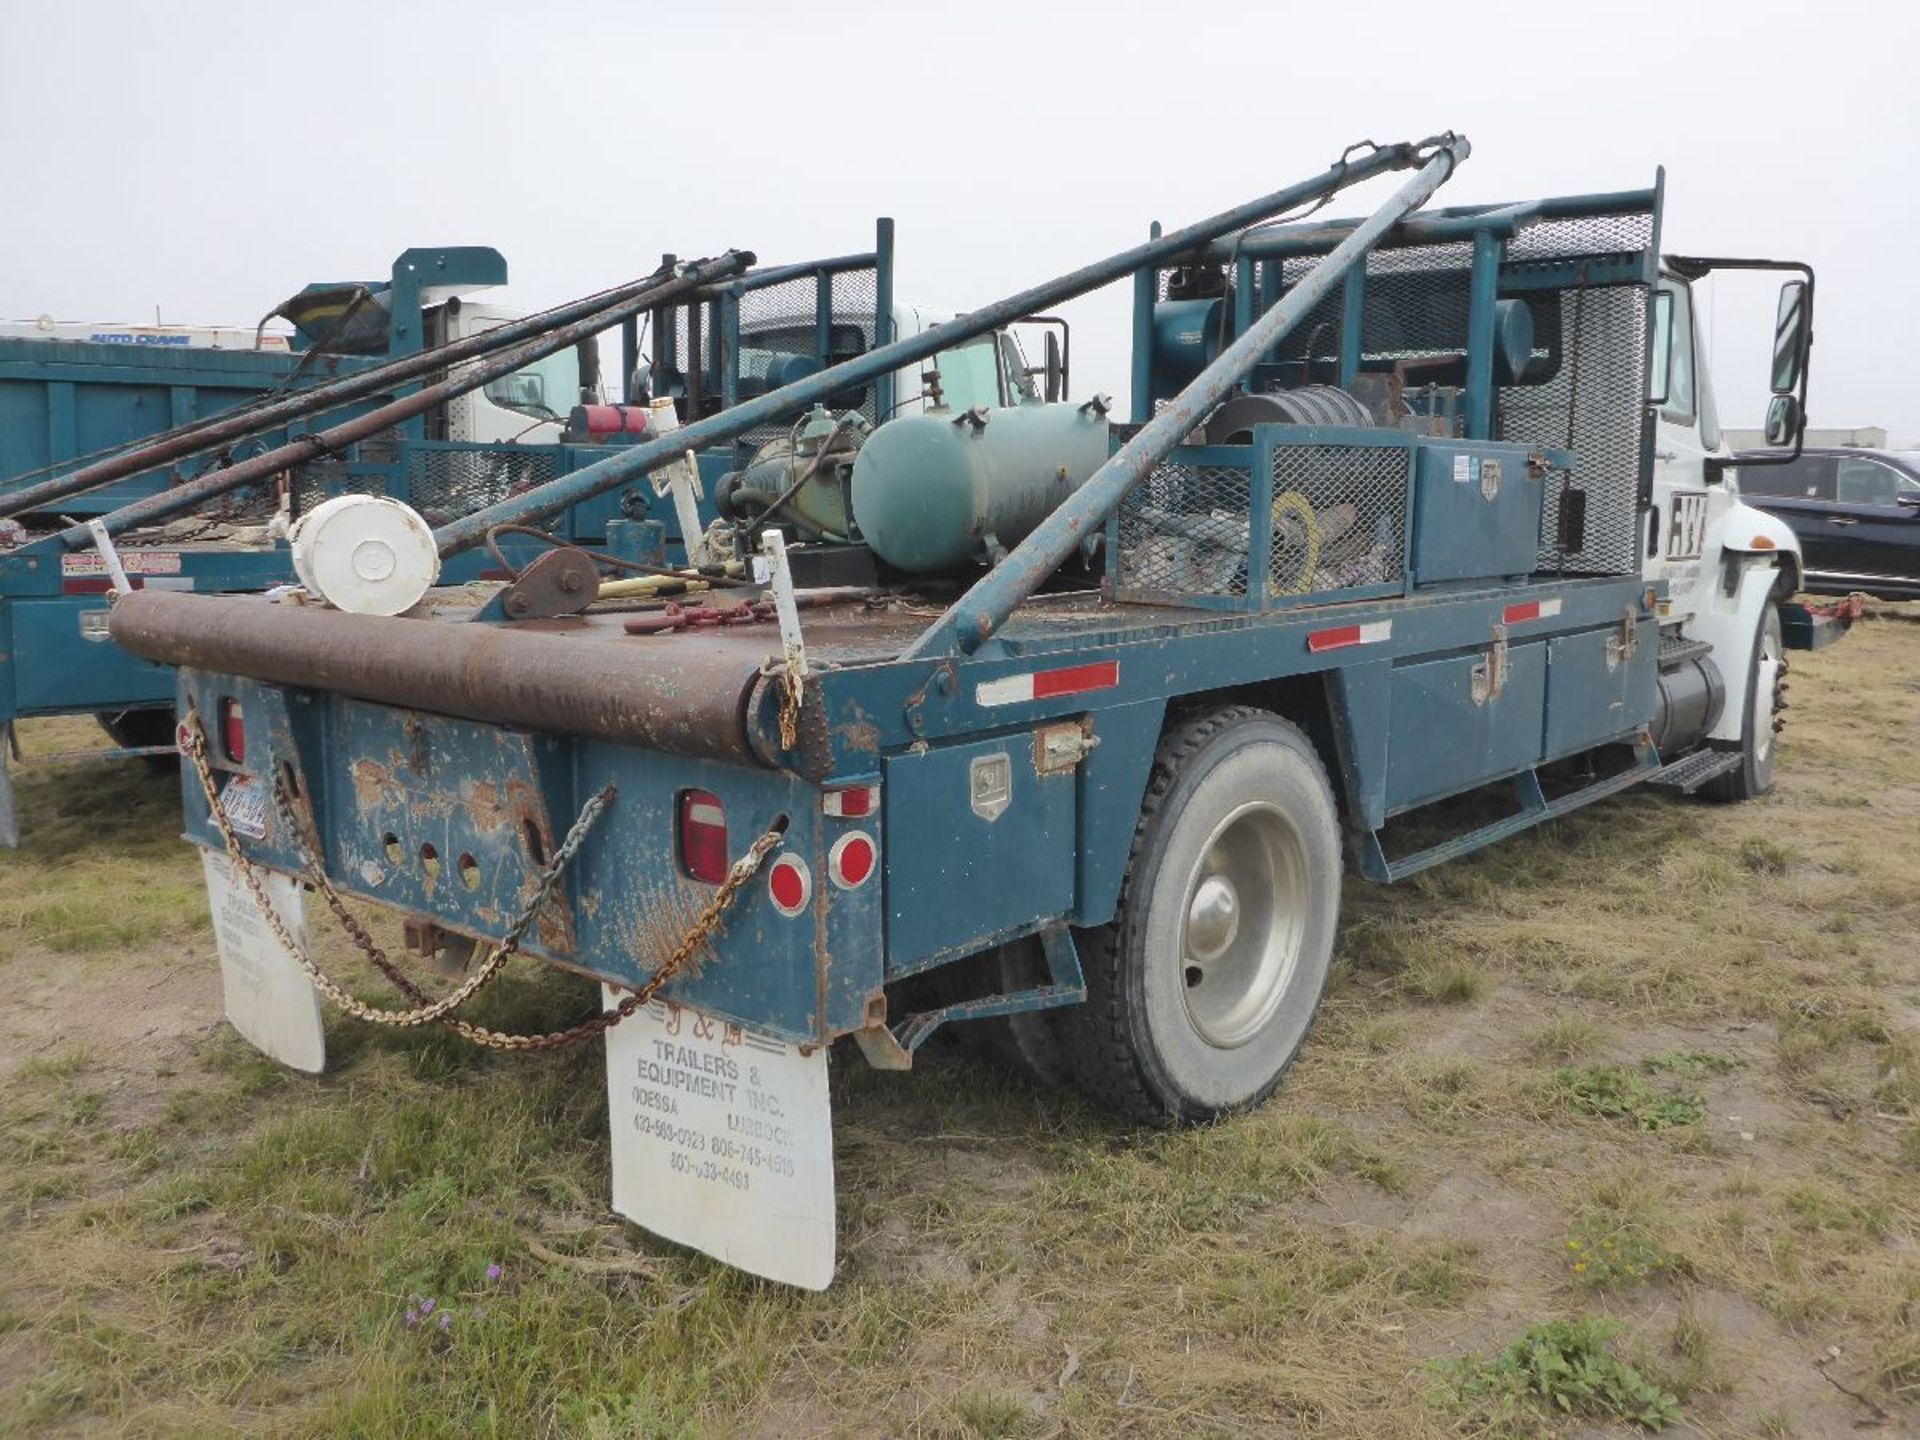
[1,607,1917,1437]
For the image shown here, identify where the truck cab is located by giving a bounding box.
[1644,258,1816,796]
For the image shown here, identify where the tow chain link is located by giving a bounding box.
[180,710,784,1052]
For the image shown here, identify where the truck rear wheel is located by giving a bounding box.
[1063,706,1341,1125]
[1702,602,1783,803]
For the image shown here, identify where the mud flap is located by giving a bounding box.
[200,849,324,1073]
[603,991,834,1289]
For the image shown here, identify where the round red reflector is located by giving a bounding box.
[768,855,810,915]
[829,831,876,890]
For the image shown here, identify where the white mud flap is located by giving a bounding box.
[604,992,835,1290]
[199,849,324,1074]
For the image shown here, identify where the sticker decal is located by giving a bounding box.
[1667,490,1709,561]
[218,773,269,840]
[1453,454,1471,482]
[1480,458,1502,501]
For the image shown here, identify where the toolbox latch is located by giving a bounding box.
[1034,718,1100,776]
[1471,625,1510,706]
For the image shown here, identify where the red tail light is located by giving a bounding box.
[218,697,245,763]
[677,790,729,884]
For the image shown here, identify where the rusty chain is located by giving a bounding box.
[181,710,783,1052]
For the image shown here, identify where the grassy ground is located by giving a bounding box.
[1,608,1917,1438]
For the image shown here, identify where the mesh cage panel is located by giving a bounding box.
[1114,461,1253,598]
[1496,284,1647,575]
[1269,445,1407,596]
[405,447,560,529]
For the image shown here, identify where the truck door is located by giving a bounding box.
[1829,453,1920,589]
[1647,277,1710,577]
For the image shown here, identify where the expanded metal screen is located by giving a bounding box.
[404,446,560,529]
[1115,458,1255,599]
[1112,439,1409,608]
[1269,443,1407,596]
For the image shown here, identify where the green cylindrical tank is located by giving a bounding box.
[850,401,1110,573]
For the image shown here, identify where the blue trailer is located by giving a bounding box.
[110,134,1838,1287]
[0,227,948,844]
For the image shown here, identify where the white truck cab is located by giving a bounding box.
[1646,261,1815,796]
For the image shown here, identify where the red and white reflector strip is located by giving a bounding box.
[828,831,877,890]
[975,660,1119,708]
[1306,620,1392,654]
[1502,598,1563,625]
[767,853,812,916]
[822,784,879,818]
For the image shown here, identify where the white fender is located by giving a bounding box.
[1716,499,1804,593]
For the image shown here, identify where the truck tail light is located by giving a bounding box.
[677,790,729,884]
[828,831,876,890]
[218,697,245,763]
[767,854,811,916]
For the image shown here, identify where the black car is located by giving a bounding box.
[1734,447,1920,598]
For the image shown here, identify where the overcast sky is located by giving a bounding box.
[5,0,1916,443]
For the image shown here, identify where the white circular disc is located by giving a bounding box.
[290,495,440,616]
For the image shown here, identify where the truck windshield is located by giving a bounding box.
[934,336,1004,410]
[468,317,580,422]
[482,346,578,422]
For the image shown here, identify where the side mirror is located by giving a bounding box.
[1042,330,1064,404]
[1763,393,1802,447]
[1771,280,1810,394]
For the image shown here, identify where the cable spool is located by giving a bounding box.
[288,495,440,616]
[1203,386,1374,444]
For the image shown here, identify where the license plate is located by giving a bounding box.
[201,850,324,1073]
[604,994,835,1289]
[218,772,269,840]
[1667,490,1708,561]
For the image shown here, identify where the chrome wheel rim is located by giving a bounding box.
[1178,801,1308,1048]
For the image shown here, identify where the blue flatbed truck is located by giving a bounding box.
[110,135,1841,1287]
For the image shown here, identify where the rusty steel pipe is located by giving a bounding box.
[109,590,767,762]
[0,257,741,521]
[55,252,753,550]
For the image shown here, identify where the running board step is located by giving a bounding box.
[1355,736,1661,883]
[1646,748,1742,794]
[1658,634,1714,669]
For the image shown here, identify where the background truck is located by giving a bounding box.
[0,223,1044,845]
[110,134,1839,1288]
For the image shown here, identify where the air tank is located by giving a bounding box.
[850,400,1110,573]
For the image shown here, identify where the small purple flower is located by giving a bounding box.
[404,1307,421,1328]
[437,1312,452,1331]
[419,1297,436,1316]
[485,1263,502,1282]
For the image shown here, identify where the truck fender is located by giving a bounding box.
[1072,698,1168,927]
[1684,557,1788,745]
[1716,499,1804,596]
